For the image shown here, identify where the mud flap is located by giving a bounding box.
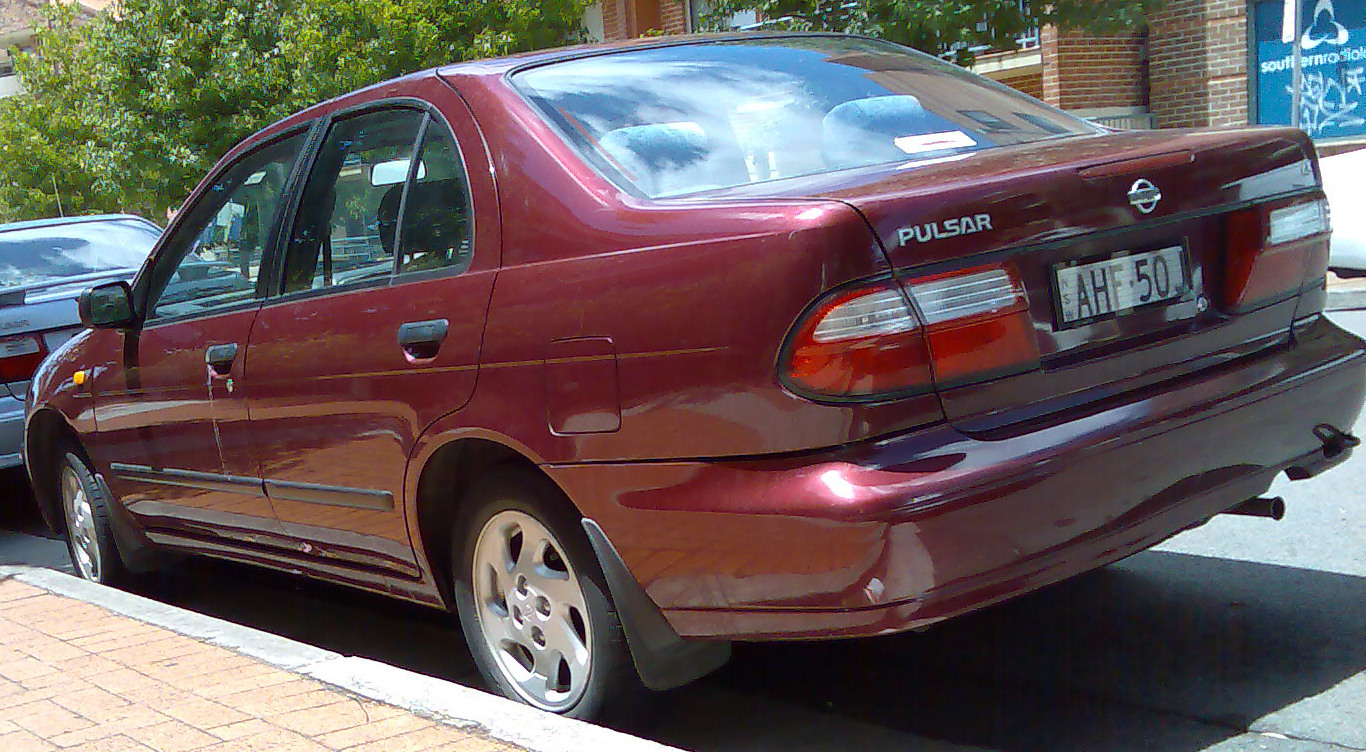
[581,518,731,691]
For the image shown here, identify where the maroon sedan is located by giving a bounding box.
[24,34,1364,718]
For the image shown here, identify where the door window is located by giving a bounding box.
[396,121,473,276]
[281,109,426,294]
[147,133,306,320]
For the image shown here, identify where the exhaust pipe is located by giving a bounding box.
[1223,496,1286,521]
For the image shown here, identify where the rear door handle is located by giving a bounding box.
[205,343,239,376]
[397,319,448,358]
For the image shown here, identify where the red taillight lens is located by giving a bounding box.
[907,264,1039,385]
[0,335,45,383]
[783,264,1040,399]
[786,283,933,397]
[1223,197,1330,313]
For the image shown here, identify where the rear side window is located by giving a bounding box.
[0,219,158,288]
[282,108,427,294]
[513,37,1095,197]
[397,121,472,276]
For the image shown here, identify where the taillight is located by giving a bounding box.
[907,265,1039,385]
[1223,196,1329,313]
[783,263,1040,399]
[0,335,46,383]
[785,282,933,398]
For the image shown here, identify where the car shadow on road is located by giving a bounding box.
[112,545,1366,752]
[0,468,48,537]
[132,557,485,689]
[690,550,1366,752]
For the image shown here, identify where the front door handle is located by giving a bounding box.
[397,319,448,359]
[205,343,239,376]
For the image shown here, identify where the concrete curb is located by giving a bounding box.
[1327,287,1366,312]
[0,564,679,752]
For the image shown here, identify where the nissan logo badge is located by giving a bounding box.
[1128,179,1162,214]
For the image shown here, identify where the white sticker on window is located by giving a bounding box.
[893,131,976,154]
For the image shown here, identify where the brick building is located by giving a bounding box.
[961,0,1363,149]
[969,0,1257,132]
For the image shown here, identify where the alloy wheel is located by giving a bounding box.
[471,509,592,711]
[60,464,101,581]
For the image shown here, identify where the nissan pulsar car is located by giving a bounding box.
[24,34,1365,719]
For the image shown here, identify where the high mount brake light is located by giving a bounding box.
[783,263,1040,399]
[0,335,45,384]
[1223,196,1330,314]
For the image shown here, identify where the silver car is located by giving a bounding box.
[0,214,160,467]
[1323,147,1366,275]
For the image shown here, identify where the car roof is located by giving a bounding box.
[210,32,872,198]
[436,31,855,77]
[0,213,160,235]
[244,32,863,143]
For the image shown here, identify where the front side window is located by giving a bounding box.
[281,109,426,294]
[147,132,305,320]
[513,36,1096,197]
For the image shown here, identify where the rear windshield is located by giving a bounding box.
[512,36,1096,198]
[0,218,160,288]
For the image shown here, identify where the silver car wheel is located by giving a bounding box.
[471,509,592,712]
[60,464,101,582]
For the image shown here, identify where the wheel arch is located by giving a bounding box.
[24,407,80,533]
[412,435,551,610]
[408,433,731,691]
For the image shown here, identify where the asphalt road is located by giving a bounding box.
[4,312,1365,752]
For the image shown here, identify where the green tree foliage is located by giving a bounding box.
[701,0,1163,61]
[0,0,587,222]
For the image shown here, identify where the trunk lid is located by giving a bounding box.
[729,127,1322,430]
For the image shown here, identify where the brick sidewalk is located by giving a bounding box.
[0,577,519,752]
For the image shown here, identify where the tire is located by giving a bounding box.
[452,465,646,721]
[56,450,132,586]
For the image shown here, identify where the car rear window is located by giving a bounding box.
[0,218,159,288]
[512,36,1096,198]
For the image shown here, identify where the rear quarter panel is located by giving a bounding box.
[427,73,951,464]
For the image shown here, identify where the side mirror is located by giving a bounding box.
[79,281,137,329]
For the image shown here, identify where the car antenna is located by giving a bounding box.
[51,174,64,217]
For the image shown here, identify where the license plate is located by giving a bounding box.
[1053,246,1188,327]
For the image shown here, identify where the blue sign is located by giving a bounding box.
[1254,0,1366,139]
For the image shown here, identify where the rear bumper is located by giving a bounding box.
[547,316,1366,640]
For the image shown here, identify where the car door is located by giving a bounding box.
[240,103,496,576]
[93,129,309,544]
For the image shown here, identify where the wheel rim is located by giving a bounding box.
[471,510,592,711]
[60,465,101,582]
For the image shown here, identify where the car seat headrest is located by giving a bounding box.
[822,95,973,169]
[599,121,745,195]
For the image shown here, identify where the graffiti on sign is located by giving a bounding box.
[1296,69,1365,135]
